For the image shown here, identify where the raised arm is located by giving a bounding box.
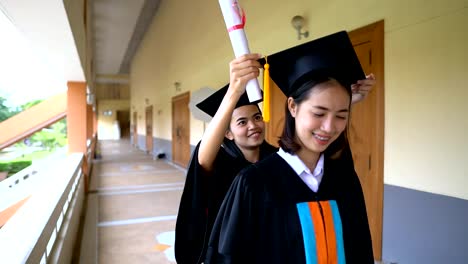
[198,53,262,172]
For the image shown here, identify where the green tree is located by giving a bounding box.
[8,99,68,151]
[31,119,67,151]
[0,97,16,122]
[20,99,42,111]
[18,99,68,150]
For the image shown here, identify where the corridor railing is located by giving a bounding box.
[0,153,85,263]
[0,164,38,214]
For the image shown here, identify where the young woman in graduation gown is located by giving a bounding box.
[205,32,375,264]
[175,54,277,264]
[176,53,375,263]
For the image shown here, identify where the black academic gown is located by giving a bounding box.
[175,139,277,264]
[205,153,374,264]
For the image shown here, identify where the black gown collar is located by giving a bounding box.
[222,138,278,163]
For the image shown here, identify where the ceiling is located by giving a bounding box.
[0,0,161,90]
[92,0,161,84]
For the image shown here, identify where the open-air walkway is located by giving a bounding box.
[87,139,185,263]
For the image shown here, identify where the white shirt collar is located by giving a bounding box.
[277,148,324,176]
[277,148,325,192]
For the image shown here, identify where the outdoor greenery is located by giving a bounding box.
[30,120,68,151]
[0,97,18,122]
[0,97,67,178]
[1,97,67,151]
[0,160,32,176]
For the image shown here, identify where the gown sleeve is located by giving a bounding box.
[204,170,256,264]
[334,141,374,262]
[343,166,375,263]
[175,142,209,264]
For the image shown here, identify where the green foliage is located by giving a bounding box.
[0,97,41,122]
[0,160,32,176]
[0,97,18,122]
[2,97,67,152]
[0,97,8,121]
[30,119,67,151]
[0,97,65,178]
[20,99,42,110]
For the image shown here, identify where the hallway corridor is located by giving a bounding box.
[89,140,185,263]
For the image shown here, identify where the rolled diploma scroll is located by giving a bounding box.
[218,0,262,103]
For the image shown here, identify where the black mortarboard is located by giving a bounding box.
[196,83,260,117]
[260,31,365,97]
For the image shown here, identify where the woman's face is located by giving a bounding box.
[225,104,265,150]
[288,80,350,156]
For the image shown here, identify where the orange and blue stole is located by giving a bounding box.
[296,200,345,264]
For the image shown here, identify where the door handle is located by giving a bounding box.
[176,127,181,138]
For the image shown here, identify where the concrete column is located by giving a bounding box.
[67,81,88,154]
[67,81,90,190]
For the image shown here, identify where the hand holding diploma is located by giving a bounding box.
[218,0,262,103]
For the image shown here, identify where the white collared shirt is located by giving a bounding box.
[277,148,324,192]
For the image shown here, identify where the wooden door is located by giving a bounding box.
[145,105,153,154]
[348,20,384,260]
[265,21,385,260]
[133,111,137,146]
[117,110,130,138]
[172,92,191,167]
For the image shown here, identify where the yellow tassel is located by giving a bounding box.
[263,56,270,123]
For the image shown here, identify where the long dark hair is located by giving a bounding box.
[278,75,352,159]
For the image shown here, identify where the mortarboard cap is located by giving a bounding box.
[196,83,261,117]
[260,31,365,97]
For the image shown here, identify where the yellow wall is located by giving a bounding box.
[131,0,468,199]
[97,100,130,140]
[385,7,468,199]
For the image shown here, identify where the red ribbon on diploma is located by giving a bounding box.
[227,1,246,32]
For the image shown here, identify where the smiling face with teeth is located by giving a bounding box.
[225,104,265,153]
[287,79,350,164]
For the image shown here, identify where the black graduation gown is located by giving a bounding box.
[205,153,374,264]
[175,140,277,264]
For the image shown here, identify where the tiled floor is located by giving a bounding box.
[92,139,185,263]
